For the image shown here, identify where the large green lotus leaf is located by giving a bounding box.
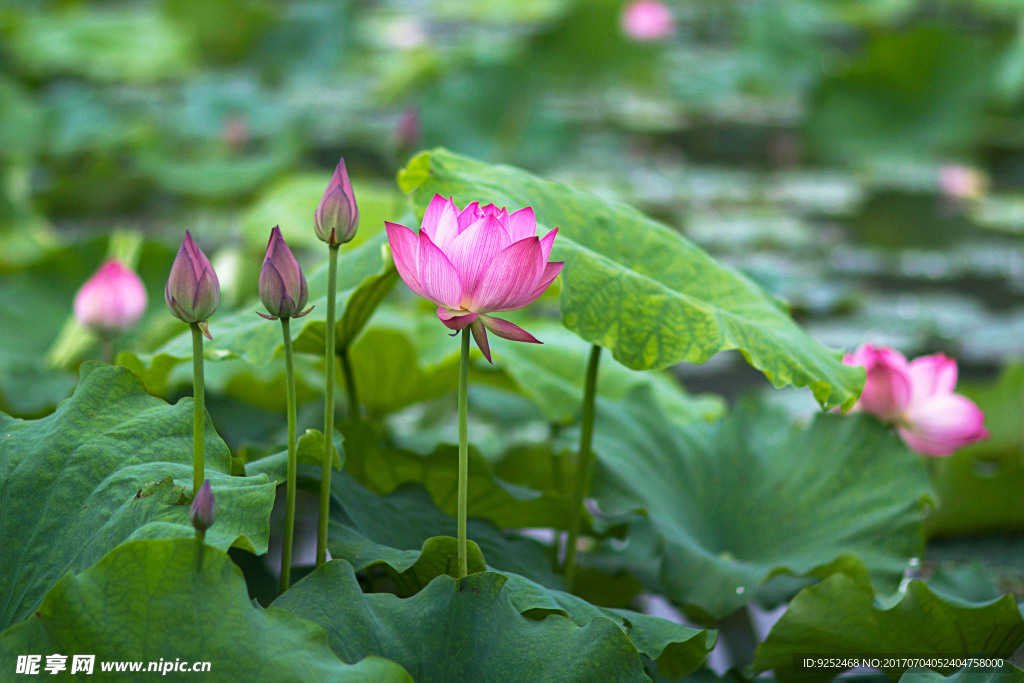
[309,468,713,676]
[120,233,392,396]
[273,560,649,683]
[753,560,1024,683]
[0,539,411,682]
[587,389,932,620]
[927,363,1024,537]
[900,662,1024,683]
[340,419,573,529]
[310,468,561,593]
[0,363,276,630]
[399,149,863,411]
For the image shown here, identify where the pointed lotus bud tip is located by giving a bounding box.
[74,259,148,334]
[190,480,216,533]
[259,226,308,319]
[165,232,220,325]
[314,157,359,247]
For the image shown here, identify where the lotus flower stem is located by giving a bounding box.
[317,244,340,566]
[280,317,297,593]
[101,336,114,365]
[563,344,602,590]
[190,323,206,497]
[340,347,360,419]
[457,327,471,579]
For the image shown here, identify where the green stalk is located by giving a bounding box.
[562,344,602,590]
[340,347,360,419]
[317,245,340,566]
[279,317,297,593]
[190,323,206,498]
[457,327,471,579]
[102,336,115,365]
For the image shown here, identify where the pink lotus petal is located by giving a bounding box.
[899,393,989,457]
[386,222,429,300]
[501,261,564,311]
[481,315,541,344]
[908,354,958,404]
[844,344,912,421]
[421,194,449,241]
[539,227,558,263]
[471,237,544,312]
[447,215,512,301]
[458,202,482,232]
[417,230,462,309]
[437,307,478,331]
[431,197,461,252]
[470,319,492,363]
[506,207,538,242]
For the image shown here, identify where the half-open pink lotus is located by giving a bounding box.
[386,195,564,362]
[844,344,989,456]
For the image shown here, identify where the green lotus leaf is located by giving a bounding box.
[588,389,933,620]
[0,363,276,630]
[0,539,411,681]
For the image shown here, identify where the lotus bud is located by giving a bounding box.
[314,157,359,247]
[165,231,220,338]
[74,259,147,334]
[258,226,312,320]
[190,479,216,534]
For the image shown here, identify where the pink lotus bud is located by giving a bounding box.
[314,157,359,247]
[165,231,220,338]
[386,195,564,364]
[73,259,147,334]
[844,345,989,457]
[190,479,216,533]
[258,226,312,320]
[621,0,674,42]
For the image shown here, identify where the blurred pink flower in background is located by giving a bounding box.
[74,259,147,334]
[843,344,989,456]
[621,0,675,42]
[938,164,987,200]
[386,195,564,363]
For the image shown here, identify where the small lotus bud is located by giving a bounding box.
[621,0,675,42]
[74,259,147,334]
[258,226,312,320]
[165,231,220,338]
[314,157,359,247]
[190,479,216,534]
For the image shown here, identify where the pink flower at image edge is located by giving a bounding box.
[843,344,989,457]
[385,194,564,363]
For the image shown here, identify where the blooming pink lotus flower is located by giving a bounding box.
[74,259,147,334]
[621,0,674,42]
[844,344,989,456]
[385,195,564,363]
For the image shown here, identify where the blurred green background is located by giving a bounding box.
[4,0,1024,410]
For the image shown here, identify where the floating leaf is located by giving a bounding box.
[0,539,411,681]
[399,149,864,410]
[0,363,276,630]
